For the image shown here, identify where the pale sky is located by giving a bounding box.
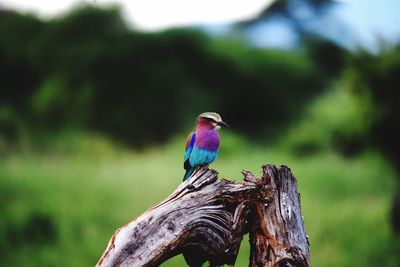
[245,0,400,52]
[1,0,399,51]
[332,0,400,50]
[0,0,274,31]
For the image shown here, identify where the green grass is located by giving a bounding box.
[0,131,399,267]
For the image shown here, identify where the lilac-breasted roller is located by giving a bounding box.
[183,112,229,181]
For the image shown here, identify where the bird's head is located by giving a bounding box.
[197,112,229,130]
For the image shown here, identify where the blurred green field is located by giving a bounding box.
[2,85,400,267]
[1,127,399,266]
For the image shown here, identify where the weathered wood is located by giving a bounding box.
[96,165,309,267]
[249,165,310,267]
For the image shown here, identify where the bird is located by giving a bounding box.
[183,112,229,181]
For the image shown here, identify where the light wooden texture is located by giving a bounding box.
[96,165,309,267]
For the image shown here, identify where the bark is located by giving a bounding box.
[249,165,310,267]
[96,164,309,267]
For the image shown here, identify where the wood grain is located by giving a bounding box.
[96,165,309,267]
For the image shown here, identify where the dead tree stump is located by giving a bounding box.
[96,164,309,267]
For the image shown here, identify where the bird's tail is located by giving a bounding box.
[183,167,195,181]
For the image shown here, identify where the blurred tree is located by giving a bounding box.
[0,11,45,141]
[347,45,400,232]
[0,10,44,111]
[237,0,339,42]
[0,5,326,146]
[236,0,347,77]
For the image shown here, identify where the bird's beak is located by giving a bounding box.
[217,121,229,128]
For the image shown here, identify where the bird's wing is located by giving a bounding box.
[184,132,196,169]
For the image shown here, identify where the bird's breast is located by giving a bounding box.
[195,129,220,151]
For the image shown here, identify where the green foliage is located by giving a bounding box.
[279,82,374,156]
[346,46,400,170]
[0,11,44,113]
[0,5,326,146]
[32,77,67,117]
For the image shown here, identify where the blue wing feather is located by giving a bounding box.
[184,132,196,167]
[183,132,196,181]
